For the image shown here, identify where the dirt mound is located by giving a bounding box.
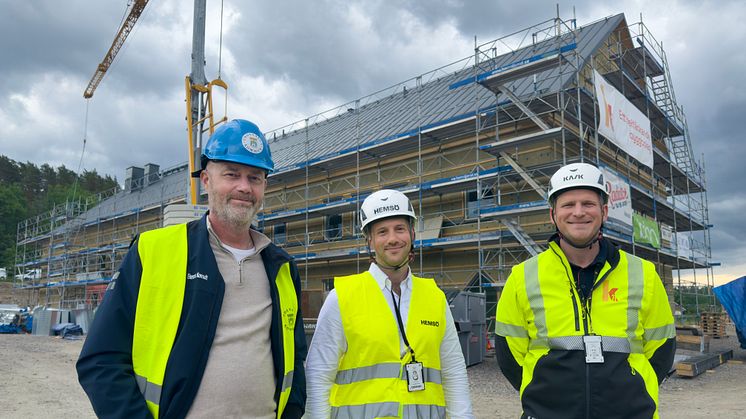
[0,281,24,305]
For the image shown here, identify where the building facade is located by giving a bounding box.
[14,13,714,323]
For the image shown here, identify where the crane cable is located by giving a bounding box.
[118,1,134,35]
[70,0,130,202]
[218,0,224,79]
[217,0,228,117]
[70,100,91,204]
[73,0,133,202]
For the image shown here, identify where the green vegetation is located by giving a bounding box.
[0,155,120,275]
[674,284,721,325]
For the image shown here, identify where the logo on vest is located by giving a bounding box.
[602,281,619,302]
[283,307,296,330]
[187,272,209,281]
[420,319,440,327]
[607,287,619,302]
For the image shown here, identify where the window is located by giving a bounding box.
[274,222,286,244]
[325,214,342,240]
[466,187,497,218]
[466,190,479,218]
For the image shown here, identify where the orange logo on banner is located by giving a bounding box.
[600,84,614,130]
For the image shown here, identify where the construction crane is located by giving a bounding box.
[83,0,225,204]
[83,0,150,99]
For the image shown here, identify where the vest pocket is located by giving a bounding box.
[521,350,586,419]
[587,353,655,419]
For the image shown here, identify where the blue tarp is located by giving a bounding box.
[52,322,83,338]
[713,276,746,349]
[0,324,21,334]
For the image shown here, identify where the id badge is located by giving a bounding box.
[583,335,605,364]
[405,362,425,392]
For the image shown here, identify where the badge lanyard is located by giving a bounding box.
[389,287,425,391]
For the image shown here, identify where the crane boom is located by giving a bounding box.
[83,0,150,98]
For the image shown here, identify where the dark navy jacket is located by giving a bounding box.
[76,215,307,418]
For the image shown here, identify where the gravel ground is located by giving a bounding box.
[0,335,95,419]
[467,353,523,418]
[1,333,744,418]
[469,336,746,418]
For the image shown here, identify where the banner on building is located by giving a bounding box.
[633,213,660,249]
[600,167,633,233]
[677,232,692,258]
[660,224,674,249]
[593,70,654,168]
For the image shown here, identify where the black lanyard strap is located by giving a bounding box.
[389,287,416,361]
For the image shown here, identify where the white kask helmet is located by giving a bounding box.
[547,163,608,203]
[360,189,416,233]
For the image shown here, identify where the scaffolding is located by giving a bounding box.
[258,12,714,321]
[13,163,189,309]
[13,12,714,324]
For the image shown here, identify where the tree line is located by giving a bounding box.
[0,155,120,275]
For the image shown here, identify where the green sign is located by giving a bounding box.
[633,213,660,249]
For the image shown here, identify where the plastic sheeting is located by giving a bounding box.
[713,276,746,349]
[52,322,83,338]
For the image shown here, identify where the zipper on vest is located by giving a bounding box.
[570,290,580,332]
[582,265,617,418]
[586,362,591,419]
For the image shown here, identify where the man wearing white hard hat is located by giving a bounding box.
[495,162,675,419]
[306,189,474,418]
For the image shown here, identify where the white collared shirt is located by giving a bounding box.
[305,263,474,418]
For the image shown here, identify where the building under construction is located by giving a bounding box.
[14,13,715,323]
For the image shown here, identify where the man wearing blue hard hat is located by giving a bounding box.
[77,119,307,419]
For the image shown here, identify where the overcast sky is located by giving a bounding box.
[1,0,744,285]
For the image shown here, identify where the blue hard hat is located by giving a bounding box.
[191,119,274,177]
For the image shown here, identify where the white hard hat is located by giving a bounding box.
[548,163,608,203]
[360,189,416,232]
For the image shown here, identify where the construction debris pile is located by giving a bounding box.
[0,304,91,339]
[0,304,31,334]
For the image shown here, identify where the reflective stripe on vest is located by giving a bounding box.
[135,374,162,407]
[282,370,295,391]
[495,320,529,338]
[334,362,442,385]
[402,404,447,419]
[543,335,637,353]
[331,402,399,419]
[523,257,549,348]
[626,255,644,354]
[331,403,447,419]
[331,272,446,417]
[524,251,645,354]
[132,224,297,418]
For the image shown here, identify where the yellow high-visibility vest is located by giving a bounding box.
[131,223,297,418]
[331,271,447,419]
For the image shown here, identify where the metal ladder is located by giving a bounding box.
[501,217,543,256]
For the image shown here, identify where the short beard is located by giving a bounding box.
[209,196,261,231]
